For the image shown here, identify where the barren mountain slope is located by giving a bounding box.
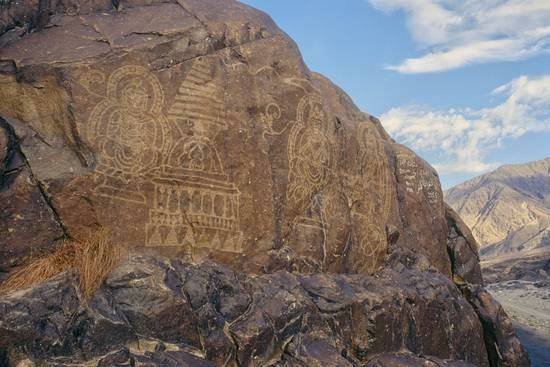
[445,158,550,258]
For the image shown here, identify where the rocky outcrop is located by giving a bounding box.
[445,204,484,285]
[364,353,477,367]
[464,287,532,367]
[445,158,550,258]
[0,0,530,366]
[0,256,490,366]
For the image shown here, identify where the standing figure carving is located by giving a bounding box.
[286,94,334,270]
[287,94,334,203]
[349,121,394,273]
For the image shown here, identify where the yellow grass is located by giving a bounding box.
[0,229,121,299]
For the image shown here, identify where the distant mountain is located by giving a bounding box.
[445,158,550,258]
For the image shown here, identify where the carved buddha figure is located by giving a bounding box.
[287,94,334,271]
[86,65,167,203]
[288,95,333,203]
[101,79,158,176]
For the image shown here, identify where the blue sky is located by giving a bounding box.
[240,0,550,188]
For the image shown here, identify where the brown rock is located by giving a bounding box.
[393,144,450,276]
[0,117,65,281]
[445,204,483,285]
[0,1,531,366]
[466,287,531,367]
[0,0,452,278]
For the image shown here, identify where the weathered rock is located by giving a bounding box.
[364,352,477,367]
[0,1,531,366]
[94,347,216,367]
[0,256,492,367]
[0,0,450,277]
[0,117,65,282]
[0,272,82,362]
[464,287,531,367]
[446,204,483,285]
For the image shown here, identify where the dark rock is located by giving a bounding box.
[0,256,494,366]
[445,205,484,285]
[364,352,476,366]
[0,116,65,282]
[105,257,201,347]
[0,272,81,362]
[91,346,216,367]
[285,336,353,367]
[464,286,531,367]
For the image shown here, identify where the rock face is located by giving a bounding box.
[0,257,500,366]
[445,158,550,258]
[0,0,529,366]
[0,118,65,281]
[0,0,451,277]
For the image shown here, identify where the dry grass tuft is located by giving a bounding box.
[0,241,81,295]
[0,229,121,299]
[77,229,121,299]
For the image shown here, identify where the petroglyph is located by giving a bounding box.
[258,102,285,153]
[146,58,243,253]
[287,94,334,204]
[357,121,393,224]
[345,121,394,272]
[285,94,334,268]
[396,147,442,207]
[351,214,387,273]
[85,65,169,204]
[83,60,243,253]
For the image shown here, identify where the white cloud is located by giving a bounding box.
[381,75,550,174]
[368,0,550,73]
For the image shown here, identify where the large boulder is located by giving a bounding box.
[0,0,450,276]
[0,0,529,366]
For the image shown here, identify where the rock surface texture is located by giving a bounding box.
[0,257,523,367]
[0,0,529,366]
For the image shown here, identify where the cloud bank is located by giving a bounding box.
[381,75,550,174]
[368,0,550,73]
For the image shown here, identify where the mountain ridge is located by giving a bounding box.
[445,157,550,258]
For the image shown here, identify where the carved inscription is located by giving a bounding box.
[351,216,387,272]
[396,147,442,207]
[146,59,243,253]
[83,60,243,253]
[356,121,393,224]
